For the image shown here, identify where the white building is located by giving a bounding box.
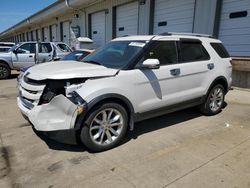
[0,0,249,57]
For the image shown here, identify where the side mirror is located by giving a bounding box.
[141,59,160,69]
[13,49,17,54]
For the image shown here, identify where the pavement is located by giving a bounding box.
[0,72,250,188]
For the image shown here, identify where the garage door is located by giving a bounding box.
[116,1,139,37]
[62,21,70,44]
[218,0,250,56]
[32,31,36,41]
[42,27,49,42]
[153,0,195,34]
[51,25,57,42]
[91,11,106,48]
[29,31,33,41]
[37,29,42,42]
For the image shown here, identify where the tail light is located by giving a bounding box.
[230,59,234,65]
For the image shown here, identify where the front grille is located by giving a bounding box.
[19,76,46,108]
[23,75,46,86]
[21,87,38,94]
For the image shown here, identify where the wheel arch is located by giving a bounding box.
[0,60,11,69]
[207,76,229,95]
[75,93,135,131]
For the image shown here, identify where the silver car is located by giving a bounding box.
[0,42,72,79]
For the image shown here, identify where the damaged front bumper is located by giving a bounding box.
[17,94,86,132]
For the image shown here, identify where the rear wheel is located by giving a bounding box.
[200,84,225,116]
[80,102,128,152]
[0,63,10,79]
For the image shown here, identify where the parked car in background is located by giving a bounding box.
[0,46,11,53]
[17,33,232,152]
[18,49,93,81]
[0,42,15,47]
[0,41,72,79]
[52,42,72,60]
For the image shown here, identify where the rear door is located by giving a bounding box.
[12,43,36,69]
[37,43,53,63]
[175,39,211,100]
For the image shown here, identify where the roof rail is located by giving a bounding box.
[159,32,215,38]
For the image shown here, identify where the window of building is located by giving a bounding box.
[230,11,248,19]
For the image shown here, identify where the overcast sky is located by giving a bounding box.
[0,0,56,33]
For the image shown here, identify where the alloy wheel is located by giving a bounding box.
[0,66,8,79]
[209,87,224,112]
[89,108,124,145]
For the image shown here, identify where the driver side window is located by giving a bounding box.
[17,43,35,54]
[145,41,178,66]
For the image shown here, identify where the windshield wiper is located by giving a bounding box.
[84,60,102,66]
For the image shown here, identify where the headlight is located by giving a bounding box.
[67,91,87,115]
[65,83,84,98]
[67,91,85,105]
[17,71,24,83]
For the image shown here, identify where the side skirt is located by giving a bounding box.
[134,96,206,122]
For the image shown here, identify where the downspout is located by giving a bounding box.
[65,0,75,9]
[65,0,87,37]
[65,0,75,46]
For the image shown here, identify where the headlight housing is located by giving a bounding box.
[65,83,84,98]
[67,91,85,105]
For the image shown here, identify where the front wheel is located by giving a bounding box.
[80,102,128,152]
[199,84,225,116]
[0,63,10,79]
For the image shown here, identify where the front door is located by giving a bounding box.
[133,40,182,113]
[12,43,36,69]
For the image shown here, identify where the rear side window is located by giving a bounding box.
[178,41,210,63]
[39,43,52,53]
[56,43,72,52]
[210,43,230,58]
[145,41,178,65]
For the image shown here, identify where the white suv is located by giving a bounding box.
[17,33,232,152]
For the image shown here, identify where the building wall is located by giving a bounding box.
[0,0,248,57]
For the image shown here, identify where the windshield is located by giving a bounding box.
[8,43,21,52]
[62,50,90,61]
[83,41,146,69]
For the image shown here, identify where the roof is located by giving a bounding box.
[113,33,221,42]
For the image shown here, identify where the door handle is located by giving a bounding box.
[29,55,33,58]
[170,68,180,76]
[207,63,214,70]
[48,55,51,57]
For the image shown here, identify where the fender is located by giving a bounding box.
[207,76,229,95]
[0,59,13,69]
[75,93,135,131]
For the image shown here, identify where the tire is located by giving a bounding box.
[80,102,128,152]
[0,63,11,79]
[199,84,225,116]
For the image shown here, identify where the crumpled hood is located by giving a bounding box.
[26,61,118,80]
